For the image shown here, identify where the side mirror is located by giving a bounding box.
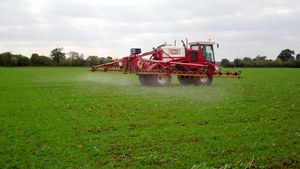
[217,43,219,49]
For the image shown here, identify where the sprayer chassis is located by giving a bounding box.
[91,41,240,86]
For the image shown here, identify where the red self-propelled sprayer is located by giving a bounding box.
[91,40,241,86]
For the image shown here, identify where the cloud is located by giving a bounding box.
[0,0,300,60]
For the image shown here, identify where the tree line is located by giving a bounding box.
[1,47,299,67]
[221,49,300,67]
[0,47,113,67]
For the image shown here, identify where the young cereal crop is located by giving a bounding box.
[0,67,299,168]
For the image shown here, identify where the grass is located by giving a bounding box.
[0,67,299,168]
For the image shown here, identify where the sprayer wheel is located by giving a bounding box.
[151,74,171,86]
[139,75,152,86]
[178,76,195,85]
[195,76,213,86]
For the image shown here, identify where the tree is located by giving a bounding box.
[51,47,65,65]
[30,53,40,65]
[86,55,100,66]
[254,55,267,61]
[233,58,242,67]
[0,52,32,66]
[277,49,295,62]
[253,55,267,67]
[105,56,113,63]
[220,58,234,67]
[296,54,300,60]
[0,52,17,66]
[16,55,31,66]
[296,54,300,67]
[242,57,253,67]
[273,58,283,67]
[31,53,52,66]
[68,51,85,66]
[99,57,105,64]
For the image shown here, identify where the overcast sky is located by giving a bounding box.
[1,0,299,61]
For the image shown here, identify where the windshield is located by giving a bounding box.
[191,45,199,50]
[202,45,215,62]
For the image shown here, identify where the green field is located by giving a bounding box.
[0,67,299,168]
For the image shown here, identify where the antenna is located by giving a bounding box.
[186,38,188,48]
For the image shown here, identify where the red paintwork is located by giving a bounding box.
[91,41,240,79]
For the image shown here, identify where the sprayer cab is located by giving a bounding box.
[188,41,216,64]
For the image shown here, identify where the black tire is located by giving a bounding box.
[195,76,213,86]
[151,74,172,86]
[139,75,152,86]
[178,76,195,85]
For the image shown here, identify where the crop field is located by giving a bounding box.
[0,67,299,168]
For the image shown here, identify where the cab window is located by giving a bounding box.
[191,45,199,50]
[202,45,215,62]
